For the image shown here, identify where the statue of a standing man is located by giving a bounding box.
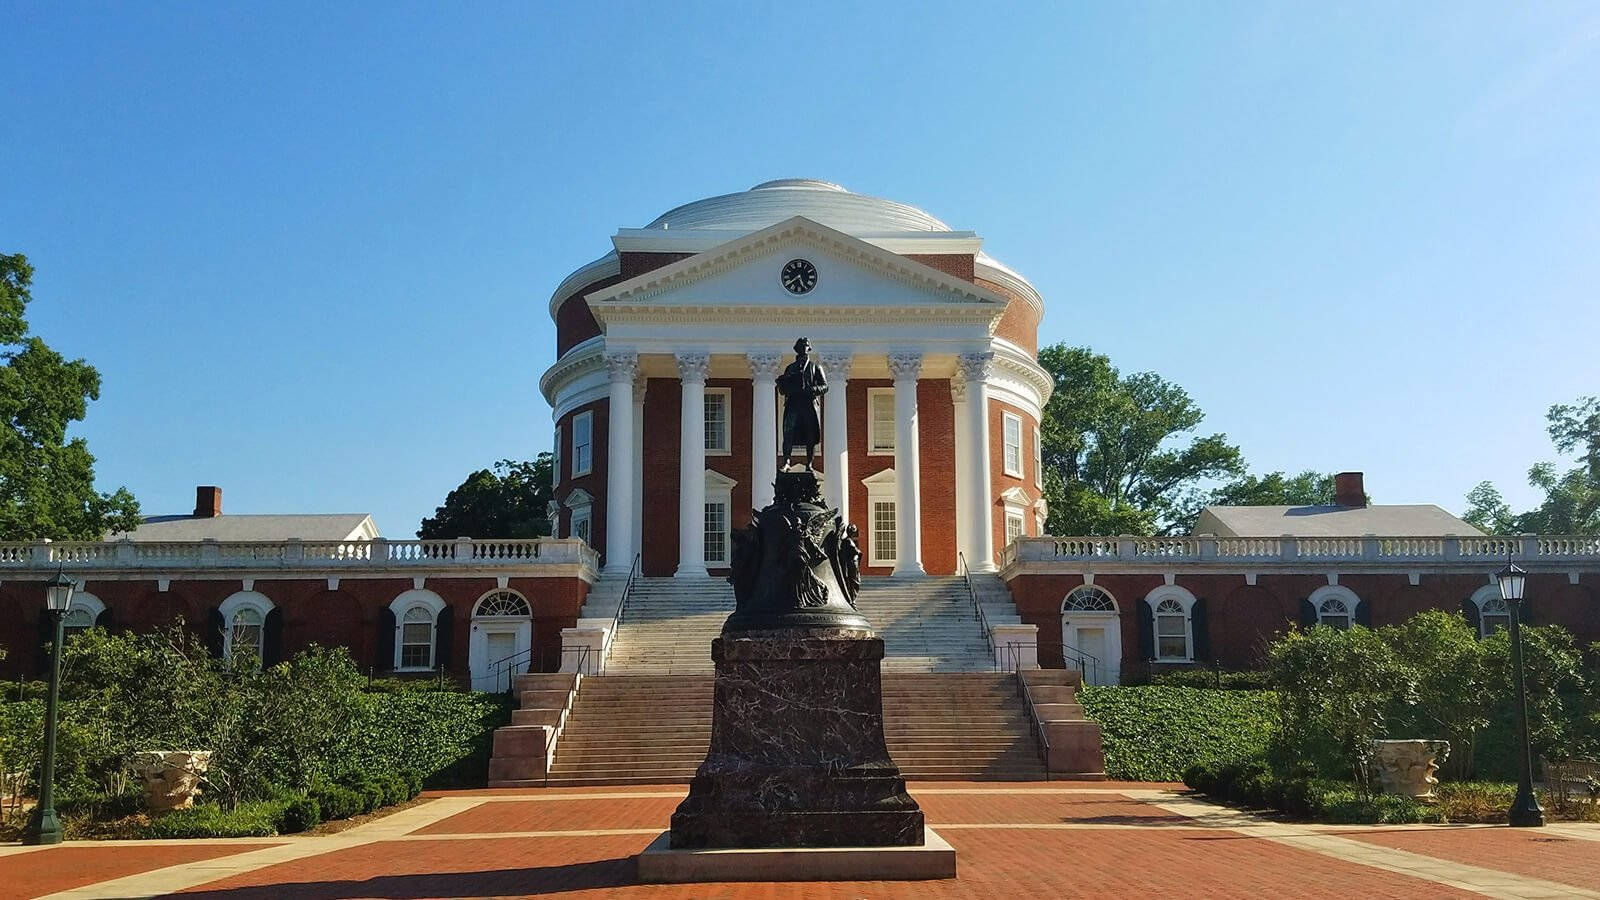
[778,337,827,469]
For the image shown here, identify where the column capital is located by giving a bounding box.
[632,371,649,398]
[746,352,783,380]
[604,351,639,383]
[675,352,711,383]
[887,351,923,382]
[950,372,968,403]
[957,351,995,383]
[817,352,853,381]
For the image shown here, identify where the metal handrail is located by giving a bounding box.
[958,552,989,638]
[485,644,534,693]
[615,553,642,624]
[1016,666,1052,782]
[1060,642,1102,686]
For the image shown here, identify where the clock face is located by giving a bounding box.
[780,258,818,295]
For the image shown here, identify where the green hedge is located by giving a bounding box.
[331,691,511,789]
[1182,760,1445,824]
[1079,686,1276,782]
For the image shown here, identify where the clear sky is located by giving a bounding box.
[4,2,1597,536]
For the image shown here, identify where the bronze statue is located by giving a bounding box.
[778,337,827,469]
[836,522,862,609]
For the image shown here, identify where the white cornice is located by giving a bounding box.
[548,252,621,322]
[540,337,605,408]
[612,228,984,256]
[974,256,1045,319]
[585,217,1010,312]
[595,304,1000,329]
[991,340,1053,406]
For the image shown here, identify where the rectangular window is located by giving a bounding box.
[1006,513,1024,546]
[552,426,562,487]
[704,500,729,565]
[1033,427,1043,488]
[1003,413,1023,478]
[400,623,433,669]
[572,411,593,477]
[868,389,896,454]
[871,499,897,565]
[1156,613,1188,661]
[704,389,731,455]
[571,507,592,546]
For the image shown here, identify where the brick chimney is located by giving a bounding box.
[194,485,223,518]
[1334,472,1366,509]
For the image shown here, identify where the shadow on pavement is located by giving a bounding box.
[176,857,638,899]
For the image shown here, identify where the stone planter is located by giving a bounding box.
[132,751,212,813]
[1371,740,1450,802]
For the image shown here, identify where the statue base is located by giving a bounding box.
[668,633,924,849]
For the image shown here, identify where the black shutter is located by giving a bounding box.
[1461,597,1481,635]
[263,608,284,666]
[434,607,454,670]
[1136,599,1155,661]
[206,607,226,658]
[1517,596,1534,627]
[1298,598,1318,627]
[94,607,114,632]
[1190,598,1210,661]
[376,607,396,673]
[1354,599,1373,628]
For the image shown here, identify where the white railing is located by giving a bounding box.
[1006,534,1599,567]
[0,537,598,572]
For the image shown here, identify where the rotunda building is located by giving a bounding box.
[540,179,1052,578]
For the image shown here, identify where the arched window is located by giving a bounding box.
[1062,586,1117,612]
[219,591,275,665]
[400,606,435,669]
[473,590,531,618]
[62,591,105,640]
[1308,586,1362,631]
[1469,584,1511,637]
[1143,585,1198,663]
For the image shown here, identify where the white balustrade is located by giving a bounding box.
[1216,538,1280,559]
[0,537,592,574]
[998,534,1600,571]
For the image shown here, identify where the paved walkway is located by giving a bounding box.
[3,783,1597,899]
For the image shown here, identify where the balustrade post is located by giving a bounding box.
[370,537,390,563]
[115,539,136,565]
[1117,536,1136,561]
[200,539,219,564]
[1199,536,1217,561]
[1279,535,1297,562]
[1443,535,1460,561]
[454,536,474,563]
[1362,534,1379,562]
[1521,533,1539,561]
[284,538,304,562]
[31,540,52,565]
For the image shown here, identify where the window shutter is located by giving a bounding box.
[376,607,396,673]
[1190,598,1210,661]
[205,607,225,657]
[1136,599,1155,661]
[1298,598,1317,627]
[1460,598,1481,635]
[1354,599,1373,628]
[434,607,454,670]
[1516,597,1533,627]
[94,607,114,632]
[263,608,284,666]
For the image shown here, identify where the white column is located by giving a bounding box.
[630,372,647,562]
[675,353,710,578]
[959,351,997,573]
[888,352,924,576]
[747,352,782,510]
[819,352,853,520]
[951,374,971,570]
[603,352,638,574]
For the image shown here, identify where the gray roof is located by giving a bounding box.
[1193,504,1483,538]
[111,514,378,543]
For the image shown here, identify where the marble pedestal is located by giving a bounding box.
[668,632,925,850]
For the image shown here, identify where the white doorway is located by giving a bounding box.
[1061,585,1122,686]
[468,590,534,691]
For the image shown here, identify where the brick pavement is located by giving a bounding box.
[2,783,1596,899]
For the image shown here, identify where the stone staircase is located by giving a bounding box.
[603,577,732,674]
[856,577,994,672]
[541,671,1045,786]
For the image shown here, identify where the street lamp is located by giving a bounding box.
[1496,561,1544,828]
[22,570,75,845]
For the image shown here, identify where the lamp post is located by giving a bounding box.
[23,571,75,845]
[1497,561,1544,828]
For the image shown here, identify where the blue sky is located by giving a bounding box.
[4,2,1597,536]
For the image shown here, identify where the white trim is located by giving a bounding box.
[866,387,896,455]
[703,469,737,567]
[570,506,593,547]
[862,468,898,566]
[389,589,447,672]
[704,387,733,456]
[1060,584,1121,686]
[552,425,562,487]
[1308,585,1362,629]
[1143,584,1197,663]
[1033,426,1043,489]
[1469,583,1510,637]
[571,410,594,478]
[472,588,532,619]
[67,591,106,621]
[219,590,275,662]
[1002,412,1024,478]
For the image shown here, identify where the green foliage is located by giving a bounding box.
[1036,345,1244,536]
[0,253,140,540]
[309,781,363,821]
[419,455,554,539]
[331,691,512,789]
[1149,669,1268,690]
[1078,686,1275,781]
[276,796,321,833]
[1465,395,1600,535]
[1183,762,1446,824]
[143,800,286,839]
[1380,611,1495,779]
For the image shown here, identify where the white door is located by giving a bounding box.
[469,622,532,691]
[1062,615,1121,686]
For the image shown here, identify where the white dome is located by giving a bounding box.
[645,179,955,235]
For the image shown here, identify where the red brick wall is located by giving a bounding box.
[848,379,894,576]
[0,574,590,682]
[977,278,1040,356]
[554,399,609,566]
[705,378,754,576]
[917,379,957,576]
[641,378,682,577]
[553,254,694,357]
[989,399,1041,553]
[904,254,976,282]
[1007,571,1599,676]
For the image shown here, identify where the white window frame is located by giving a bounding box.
[703,469,736,566]
[1002,412,1024,478]
[1309,585,1362,631]
[552,425,562,487]
[63,591,106,638]
[571,410,593,478]
[389,589,446,672]
[1005,512,1024,546]
[704,387,732,456]
[1000,487,1031,546]
[565,487,594,547]
[219,590,275,664]
[1033,426,1043,488]
[866,388,896,456]
[1470,583,1511,637]
[1143,585,1197,663]
[862,468,898,566]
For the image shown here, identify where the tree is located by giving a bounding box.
[418,455,553,539]
[1462,396,1600,535]
[0,254,140,540]
[1170,470,1341,534]
[1037,345,1244,535]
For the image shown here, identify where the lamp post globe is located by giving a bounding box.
[1496,561,1544,828]
[22,571,75,845]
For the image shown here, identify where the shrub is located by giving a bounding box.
[144,801,282,839]
[380,773,409,808]
[275,796,321,834]
[1182,762,1217,794]
[401,769,423,799]
[340,775,384,814]
[309,782,363,821]
[1151,670,1268,690]
[1079,686,1276,782]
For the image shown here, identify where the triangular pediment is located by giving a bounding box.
[585,217,1007,326]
